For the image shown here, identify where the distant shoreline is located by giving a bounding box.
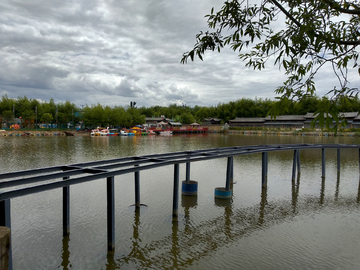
[0,130,90,137]
[0,128,358,138]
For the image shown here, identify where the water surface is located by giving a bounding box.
[0,133,359,269]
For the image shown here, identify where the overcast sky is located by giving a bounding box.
[0,0,359,108]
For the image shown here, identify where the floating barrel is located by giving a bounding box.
[214,187,232,199]
[182,180,198,196]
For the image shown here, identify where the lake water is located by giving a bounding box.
[1,133,360,269]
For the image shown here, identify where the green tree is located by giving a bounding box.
[127,108,145,127]
[0,95,15,113]
[109,106,127,127]
[21,109,35,128]
[41,113,53,127]
[180,112,195,124]
[2,110,13,124]
[182,0,360,129]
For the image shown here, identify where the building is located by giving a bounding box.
[203,117,222,125]
[264,115,305,129]
[229,112,360,129]
[228,117,265,127]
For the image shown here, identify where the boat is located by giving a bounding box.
[108,129,118,136]
[91,128,110,136]
[64,131,75,136]
[99,129,110,136]
[120,130,128,136]
[158,130,173,136]
[91,128,101,136]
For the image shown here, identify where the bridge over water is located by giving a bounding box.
[0,143,359,269]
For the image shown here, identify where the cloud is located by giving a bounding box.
[0,0,358,108]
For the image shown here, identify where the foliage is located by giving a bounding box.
[181,0,360,130]
[41,113,53,125]
[180,112,195,124]
[3,95,360,129]
[2,110,13,123]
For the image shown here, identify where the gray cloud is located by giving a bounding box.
[0,0,358,109]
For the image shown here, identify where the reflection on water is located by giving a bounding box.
[99,175,360,269]
[1,134,360,269]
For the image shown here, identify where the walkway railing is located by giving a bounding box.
[0,143,359,269]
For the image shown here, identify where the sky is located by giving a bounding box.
[0,0,359,109]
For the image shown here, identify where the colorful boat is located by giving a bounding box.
[91,128,110,136]
[120,129,128,136]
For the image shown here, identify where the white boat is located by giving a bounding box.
[99,129,110,136]
[120,130,128,136]
[91,128,110,136]
[159,130,173,136]
[91,128,100,136]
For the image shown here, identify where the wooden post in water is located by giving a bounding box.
[134,165,140,210]
[262,152,268,187]
[173,163,180,218]
[63,176,70,236]
[322,148,326,179]
[107,176,115,251]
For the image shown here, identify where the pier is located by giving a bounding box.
[0,143,359,269]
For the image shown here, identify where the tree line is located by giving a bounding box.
[1,95,360,128]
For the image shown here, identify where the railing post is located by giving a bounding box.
[134,165,140,210]
[173,164,180,218]
[182,157,198,196]
[337,148,341,177]
[186,161,190,183]
[322,148,325,179]
[0,200,10,229]
[226,157,233,190]
[292,150,298,181]
[262,152,268,187]
[107,176,115,251]
[358,148,360,179]
[230,156,234,182]
[63,176,70,236]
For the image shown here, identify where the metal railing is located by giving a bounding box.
[0,143,359,269]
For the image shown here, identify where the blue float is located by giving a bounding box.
[214,187,232,199]
[181,180,198,196]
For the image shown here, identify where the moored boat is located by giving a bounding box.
[91,128,110,136]
[109,129,119,136]
[91,128,101,136]
[120,129,128,136]
[158,130,173,136]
